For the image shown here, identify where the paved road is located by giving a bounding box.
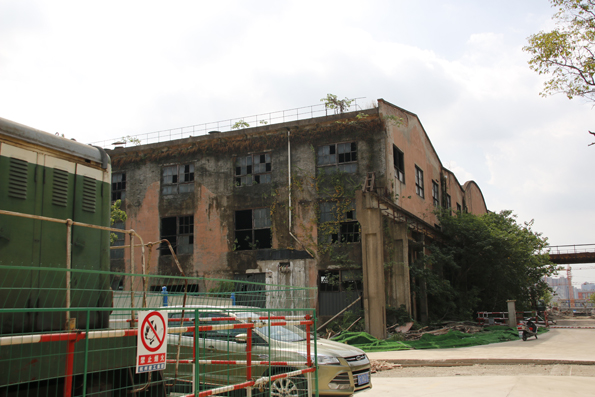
[358,328,595,397]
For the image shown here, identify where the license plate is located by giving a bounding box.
[357,372,370,386]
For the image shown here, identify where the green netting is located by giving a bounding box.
[332,326,549,352]
[0,264,318,397]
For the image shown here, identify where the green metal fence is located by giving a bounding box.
[0,264,318,397]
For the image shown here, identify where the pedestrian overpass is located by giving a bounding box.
[547,244,595,264]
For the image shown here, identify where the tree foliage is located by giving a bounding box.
[110,199,127,244]
[320,94,353,114]
[524,1,595,102]
[413,210,557,321]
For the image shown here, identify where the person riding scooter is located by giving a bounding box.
[520,318,538,341]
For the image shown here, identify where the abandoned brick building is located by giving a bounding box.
[107,98,488,338]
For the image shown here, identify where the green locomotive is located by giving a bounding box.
[0,116,112,332]
[0,118,162,396]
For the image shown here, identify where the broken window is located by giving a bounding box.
[110,221,125,260]
[162,164,194,195]
[112,172,126,202]
[432,181,439,207]
[235,153,272,186]
[456,203,462,212]
[319,270,363,292]
[160,215,194,256]
[234,208,272,250]
[317,142,357,174]
[415,166,424,198]
[393,145,404,183]
[445,194,451,209]
[319,201,360,244]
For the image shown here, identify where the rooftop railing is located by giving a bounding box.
[91,97,369,149]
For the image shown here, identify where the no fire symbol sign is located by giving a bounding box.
[136,311,168,374]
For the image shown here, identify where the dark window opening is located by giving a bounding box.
[415,166,424,198]
[110,221,126,260]
[160,216,193,256]
[112,172,126,202]
[319,270,363,292]
[319,201,360,244]
[235,153,272,187]
[445,194,452,209]
[393,145,404,183]
[456,203,462,212]
[317,142,357,174]
[432,181,439,207]
[234,208,272,251]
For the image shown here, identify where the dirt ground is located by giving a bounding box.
[372,363,595,378]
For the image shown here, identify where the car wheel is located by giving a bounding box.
[269,375,306,397]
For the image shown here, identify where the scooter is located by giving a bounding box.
[518,318,538,341]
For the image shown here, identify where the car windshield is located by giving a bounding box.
[235,312,309,342]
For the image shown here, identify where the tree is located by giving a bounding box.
[525,1,595,101]
[413,210,557,321]
[320,94,353,114]
[524,1,595,145]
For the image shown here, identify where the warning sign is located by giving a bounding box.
[136,311,167,374]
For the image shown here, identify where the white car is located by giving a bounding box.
[164,305,372,396]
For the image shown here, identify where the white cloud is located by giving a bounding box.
[1,0,594,281]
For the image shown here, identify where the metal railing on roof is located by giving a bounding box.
[91,97,369,149]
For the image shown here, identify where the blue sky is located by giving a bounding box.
[2,0,594,285]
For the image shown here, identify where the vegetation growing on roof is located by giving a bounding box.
[110,117,383,168]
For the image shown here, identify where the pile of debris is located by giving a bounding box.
[387,321,484,341]
[370,360,402,373]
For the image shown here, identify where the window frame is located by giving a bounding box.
[445,194,452,209]
[111,172,126,202]
[110,221,126,260]
[316,142,358,174]
[234,208,272,251]
[318,201,360,244]
[415,166,424,198]
[393,145,405,183]
[162,163,195,195]
[432,181,439,207]
[160,215,194,256]
[235,153,272,187]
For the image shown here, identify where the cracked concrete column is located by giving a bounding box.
[386,222,411,314]
[356,191,386,339]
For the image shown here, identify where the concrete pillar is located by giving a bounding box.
[355,191,386,339]
[387,224,411,314]
[507,300,517,328]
